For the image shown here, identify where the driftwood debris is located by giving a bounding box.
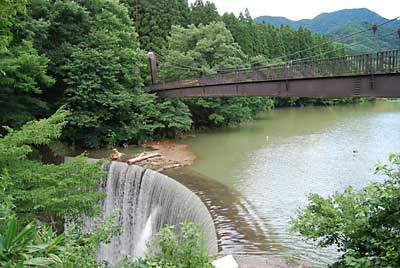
[163,163,182,169]
[109,148,124,161]
[127,152,161,165]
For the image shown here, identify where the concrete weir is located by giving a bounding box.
[86,161,217,263]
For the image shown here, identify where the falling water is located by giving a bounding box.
[89,161,217,263]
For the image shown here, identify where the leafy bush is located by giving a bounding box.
[0,214,119,268]
[291,153,400,268]
[127,222,213,268]
[56,214,120,268]
[0,217,63,267]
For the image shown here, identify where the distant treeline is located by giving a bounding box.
[1,0,360,148]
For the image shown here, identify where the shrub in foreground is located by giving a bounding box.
[126,222,213,268]
[291,153,400,268]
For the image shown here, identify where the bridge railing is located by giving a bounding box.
[151,49,400,91]
[225,49,400,83]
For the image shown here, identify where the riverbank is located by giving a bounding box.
[146,140,196,166]
[101,140,197,172]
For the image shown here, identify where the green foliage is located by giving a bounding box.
[223,12,344,60]
[0,108,106,225]
[190,0,221,26]
[17,0,193,148]
[221,10,355,108]
[0,40,54,128]
[6,0,189,148]
[291,153,400,268]
[122,0,190,51]
[0,108,68,164]
[326,22,399,55]
[0,216,63,267]
[1,0,372,149]
[0,0,27,50]
[255,8,400,54]
[0,213,119,268]
[273,97,362,107]
[0,1,54,129]
[56,220,211,268]
[28,0,158,147]
[255,8,400,35]
[56,214,120,268]
[128,222,212,268]
[160,22,246,79]
[155,99,192,138]
[0,171,14,229]
[159,22,274,128]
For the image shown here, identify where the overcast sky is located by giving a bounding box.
[188,0,400,21]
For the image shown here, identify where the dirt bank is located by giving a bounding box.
[146,140,196,166]
[113,140,196,172]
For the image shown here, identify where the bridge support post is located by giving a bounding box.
[147,51,158,84]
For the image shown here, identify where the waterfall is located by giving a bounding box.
[90,161,217,263]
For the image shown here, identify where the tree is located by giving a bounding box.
[122,0,191,51]
[0,108,106,225]
[0,0,54,129]
[0,40,54,128]
[159,22,273,128]
[58,0,159,147]
[190,0,220,26]
[129,222,212,268]
[0,0,26,50]
[24,0,165,148]
[4,0,194,148]
[291,153,400,268]
[221,11,351,107]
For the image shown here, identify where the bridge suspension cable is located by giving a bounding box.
[210,15,400,73]
[289,30,400,64]
[278,15,400,61]
[217,21,400,73]
[155,51,205,72]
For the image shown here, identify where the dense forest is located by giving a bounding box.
[1,0,354,149]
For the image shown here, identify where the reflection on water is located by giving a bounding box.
[164,168,286,255]
[165,167,336,264]
[169,101,400,265]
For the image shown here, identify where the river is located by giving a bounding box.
[165,100,400,265]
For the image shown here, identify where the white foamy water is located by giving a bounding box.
[87,162,217,263]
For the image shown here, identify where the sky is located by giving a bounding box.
[188,0,400,21]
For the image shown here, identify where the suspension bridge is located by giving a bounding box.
[146,15,400,99]
[147,49,400,98]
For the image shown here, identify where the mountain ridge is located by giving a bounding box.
[254,8,400,54]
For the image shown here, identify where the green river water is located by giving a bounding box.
[81,100,400,265]
[165,100,400,265]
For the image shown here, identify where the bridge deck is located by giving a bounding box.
[148,50,400,98]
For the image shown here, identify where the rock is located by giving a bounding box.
[109,148,124,161]
[212,255,239,268]
[233,255,312,268]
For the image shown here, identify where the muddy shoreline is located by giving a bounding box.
[107,140,197,172]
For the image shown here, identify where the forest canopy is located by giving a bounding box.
[1,0,349,148]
